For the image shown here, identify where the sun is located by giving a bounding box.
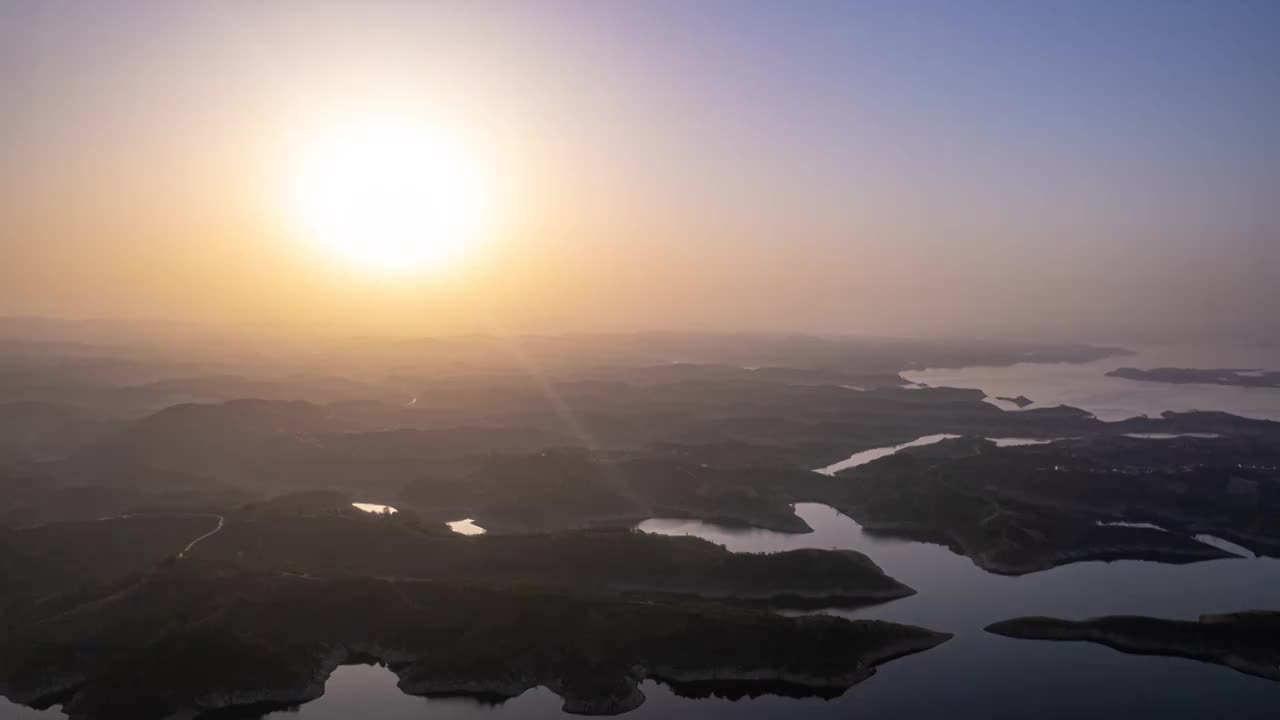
[286,113,492,274]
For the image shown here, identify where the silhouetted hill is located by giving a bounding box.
[0,563,948,718]
[987,611,1280,681]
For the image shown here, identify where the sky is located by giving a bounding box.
[1,0,1277,343]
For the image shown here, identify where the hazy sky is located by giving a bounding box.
[2,1,1277,342]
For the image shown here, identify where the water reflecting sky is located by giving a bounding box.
[904,344,1280,421]
[213,502,1280,720]
[8,508,1280,719]
[6,347,1280,720]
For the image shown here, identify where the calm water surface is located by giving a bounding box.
[904,344,1280,421]
[7,353,1280,719]
[0,704,54,719]
[814,434,958,475]
[815,435,1061,475]
[447,518,487,535]
[221,503,1280,720]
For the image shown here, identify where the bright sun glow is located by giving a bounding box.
[287,113,492,274]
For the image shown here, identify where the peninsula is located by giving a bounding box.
[986,612,1280,682]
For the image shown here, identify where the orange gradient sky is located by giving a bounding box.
[2,2,1277,342]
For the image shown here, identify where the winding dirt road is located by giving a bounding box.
[178,515,225,558]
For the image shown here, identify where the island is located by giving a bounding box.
[986,612,1280,682]
[1107,366,1280,389]
[4,331,1279,718]
[995,395,1034,408]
